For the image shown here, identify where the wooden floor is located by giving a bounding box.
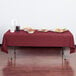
[0,47,76,76]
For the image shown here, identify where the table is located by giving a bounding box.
[1,30,75,66]
[1,30,75,53]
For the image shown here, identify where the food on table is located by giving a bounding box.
[54,28,67,32]
[38,29,49,32]
[23,27,35,33]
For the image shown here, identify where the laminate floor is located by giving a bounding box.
[0,47,76,76]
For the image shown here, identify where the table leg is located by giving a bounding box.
[14,47,16,67]
[63,47,70,60]
[62,47,64,68]
[8,48,13,66]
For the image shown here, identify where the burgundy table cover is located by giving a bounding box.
[1,30,75,53]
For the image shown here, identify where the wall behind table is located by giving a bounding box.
[0,0,76,44]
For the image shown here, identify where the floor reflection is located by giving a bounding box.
[3,60,74,76]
